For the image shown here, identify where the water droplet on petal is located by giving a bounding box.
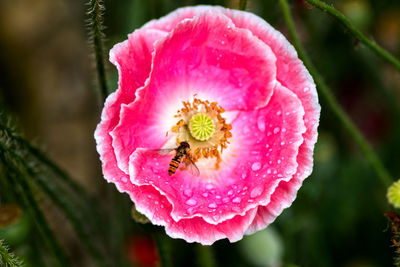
[252,162,262,171]
[273,127,280,134]
[206,184,214,190]
[186,198,197,206]
[257,116,266,132]
[281,141,285,146]
[304,87,309,92]
[184,189,192,197]
[276,110,281,116]
[223,197,229,203]
[213,215,220,221]
[208,203,217,208]
[122,177,128,183]
[232,197,241,203]
[227,190,233,195]
[250,187,263,198]
[202,192,208,197]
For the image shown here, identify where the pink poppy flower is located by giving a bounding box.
[95,6,320,245]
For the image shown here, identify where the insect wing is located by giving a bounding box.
[182,156,200,176]
[151,148,175,155]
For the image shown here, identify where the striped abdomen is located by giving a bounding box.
[168,155,183,176]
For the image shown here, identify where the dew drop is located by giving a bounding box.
[252,162,262,171]
[273,127,280,134]
[242,173,247,179]
[227,190,233,195]
[121,177,128,183]
[267,169,271,174]
[202,192,209,197]
[277,159,281,164]
[276,110,281,116]
[304,87,309,92]
[257,116,266,132]
[185,200,196,207]
[281,141,285,146]
[206,184,214,190]
[213,215,220,221]
[223,197,229,203]
[232,197,241,203]
[208,203,217,208]
[184,189,192,197]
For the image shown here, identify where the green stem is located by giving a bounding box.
[239,0,247,10]
[1,155,69,266]
[305,0,400,72]
[88,0,109,101]
[278,0,393,188]
[196,244,217,267]
[153,233,172,267]
[0,133,106,266]
[0,122,96,209]
[0,239,23,267]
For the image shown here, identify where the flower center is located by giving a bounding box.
[168,95,232,170]
[189,113,215,141]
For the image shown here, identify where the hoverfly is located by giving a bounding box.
[155,141,200,176]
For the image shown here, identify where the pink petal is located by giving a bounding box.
[220,8,321,232]
[128,83,305,224]
[127,184,258,245]
[144,6,319,134]
[95,28,166,182]
[144,10,277,111]
[142,6,320,231]
[111,11,278,173]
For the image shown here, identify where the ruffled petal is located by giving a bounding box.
[145,10,277,111]
[219,8,320,232]
[95,29,166,183]
[110,28,167,99]
[144,6,319,137]
[111,11,278,173]
[128,83,305,224]
[126,184,258,245]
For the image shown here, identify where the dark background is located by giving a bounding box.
[0,0,400,266]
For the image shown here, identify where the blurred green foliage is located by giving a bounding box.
[0,0,400,266]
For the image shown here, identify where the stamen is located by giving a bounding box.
[169,95,232,170]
